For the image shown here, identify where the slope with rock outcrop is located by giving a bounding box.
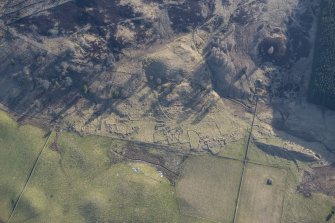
[0,1,335,222]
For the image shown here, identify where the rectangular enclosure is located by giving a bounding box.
[236,163,287,223]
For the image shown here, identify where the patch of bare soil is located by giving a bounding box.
[112,142,186,184]
[298,164,335,197]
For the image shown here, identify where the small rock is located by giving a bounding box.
[132,167,141,173]
[267,46,274,55]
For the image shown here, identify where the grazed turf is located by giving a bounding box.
[0,110,212,223]
[0,110,47,222]
[236,164,287,223]
[1,108,334,223]
[176,155,243,222]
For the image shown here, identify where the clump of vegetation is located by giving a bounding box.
[308,0,335,109]
[82,83,89,94]
[326,206,335,221]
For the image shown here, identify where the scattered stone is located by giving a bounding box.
[132,167,141,173]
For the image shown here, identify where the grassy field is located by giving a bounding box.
[0,110,215,223]
[236,164,287,223]
[177,130,335,223]
[176,155,243,222]
[247,137,335,223]
[1,108,334,223]
[282,185,335,223]
[0,110,47,222]
[8,131,183,223]
[218,134,248,160]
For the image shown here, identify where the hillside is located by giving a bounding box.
[0,1,335,223]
